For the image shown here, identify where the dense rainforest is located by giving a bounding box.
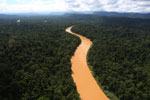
[0,17,80,100]
[73,18,150,100]
[1,14,150,100]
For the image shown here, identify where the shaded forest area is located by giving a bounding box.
[73,20,150,100]
[0,17,80,100]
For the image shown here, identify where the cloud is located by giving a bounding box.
[0,0,68,13]
[64,0,150,12]
[135,0,150,6]
[0,0,150,13]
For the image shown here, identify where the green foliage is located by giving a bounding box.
[0,17,80,100]
[73,22,150,100]
[1,14,150,100]
[37,96,50,100]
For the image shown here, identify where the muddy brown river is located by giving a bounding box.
[66,26,109,100]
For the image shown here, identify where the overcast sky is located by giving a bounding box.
[0,0,150,13]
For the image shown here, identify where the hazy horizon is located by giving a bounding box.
[0,0,150,13]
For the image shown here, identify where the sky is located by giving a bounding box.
[0,0,150,13]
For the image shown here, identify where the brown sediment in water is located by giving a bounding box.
[66,26,110,100]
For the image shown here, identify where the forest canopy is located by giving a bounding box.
[72,18,150,100]
[0,14,150,100]
[0,16,80,100]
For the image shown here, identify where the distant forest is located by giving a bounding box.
[0,14,150,100]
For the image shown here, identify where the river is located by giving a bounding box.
[66,26,109,100]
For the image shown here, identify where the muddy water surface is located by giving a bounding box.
[66,26,109,100]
